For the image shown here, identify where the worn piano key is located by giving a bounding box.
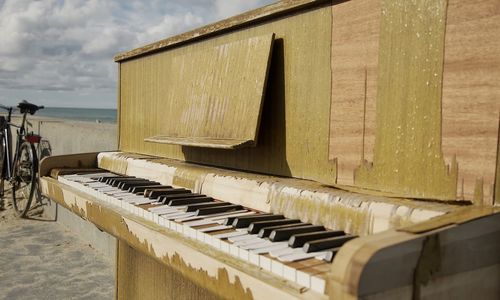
[197,225,232,233]
[161,193,206,203]
[120,181,160,190]
[288,230,345,248]
[231,214,284,228]
[101,176,134,183]
[248,219,302,234]
[185,202,230,212]
[270,247,303,258]
[322,247,340,263]
[195,204,243,216]
[269,225,325,242]
[147,188,190,199]
[258,223,311,238]
[168,197,214,206]
[109,178,143,186]
[303,235,357,253]
[175,210,248,222]
[130,185,172,193]
[251,242,289,254]
[211,231,248,239]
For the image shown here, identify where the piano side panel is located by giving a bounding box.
[118,6,336,186]
[329,210,500,299]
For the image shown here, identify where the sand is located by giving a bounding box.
[0,192,114,300]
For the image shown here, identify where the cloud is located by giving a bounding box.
[0,0,274,107]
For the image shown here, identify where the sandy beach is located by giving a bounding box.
[0,185,114,300]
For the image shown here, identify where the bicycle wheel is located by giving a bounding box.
[12,141,37,217]
[0,130,7,200]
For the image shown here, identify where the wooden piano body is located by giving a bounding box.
[39,0,500,299]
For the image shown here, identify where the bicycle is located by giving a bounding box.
[0,100,44,217]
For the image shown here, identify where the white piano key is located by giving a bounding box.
[220,241,231,253]
[149,205,173,212]
[249,252,260,266]
[278,251,328,262]
[239,248,250,261]
[233,237,264,247]
[311,276,327,294]
[198,225,232,233]
[259,256,272,271]
[296,271,311,289]
[207,211,256,221]
[283,265,297,282]
[186,227,197,239]
[211,231,247,239]
[210,236,221,249]
[229,244,240,257]
[175,223,184,233]
[178,210,248,222]
[183,219,218,227]
[270,247,302,258]
[271,260,285,277]
[250,242,289,254]
[228,234,254,243]
[133,199,155,205]
[239,240,273,250]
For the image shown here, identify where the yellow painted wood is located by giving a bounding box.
[354,0,458,200]
[119,6,335,185]
[139,34,274,149]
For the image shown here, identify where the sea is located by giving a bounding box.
[34,107,117,123]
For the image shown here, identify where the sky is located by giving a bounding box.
[0,0,275,109]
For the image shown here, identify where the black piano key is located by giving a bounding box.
[108,177,143,186]
[99,175,129,183]
[232,214,285,229]
[303,235,357,253]
[120,181,160,190]
[160,193,206,204]
[223,214,262,226]
[130,185,172,194]
[269,225,325,242]
[247,219,302,234]
[288,230,345,248]
[258,223,311,238]
[322,247,341,263]
[147,188,190,199]
[195,204,243,216]
[112,179,148,187]
[168,197,214,206]
[185,202,231,212]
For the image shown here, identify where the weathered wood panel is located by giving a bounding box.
[119,6,336,185]
[329,0,500,203]
[441,0,500,204]
[329,0,380,185]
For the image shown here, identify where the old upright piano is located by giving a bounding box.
[39,0,500,299]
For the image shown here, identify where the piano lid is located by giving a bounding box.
[144,33,274,149]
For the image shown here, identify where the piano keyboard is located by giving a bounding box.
[58,171,358,294]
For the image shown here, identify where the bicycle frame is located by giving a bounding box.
[0,105,35,180]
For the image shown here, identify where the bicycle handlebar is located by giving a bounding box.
[0,104,13,111]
